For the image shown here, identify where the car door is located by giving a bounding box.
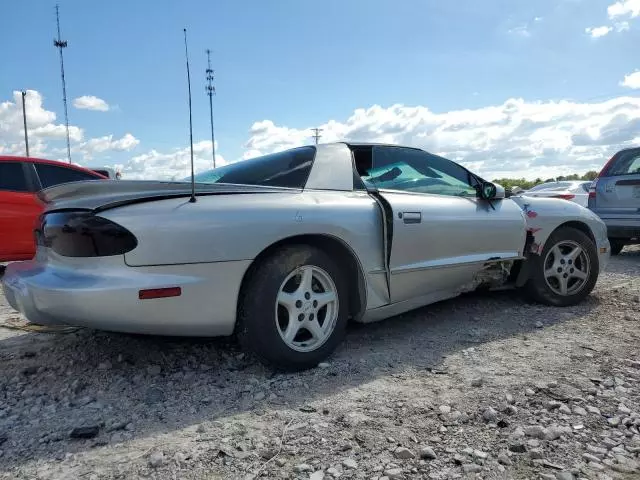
[361,146,526,303]
[0,161,43,261]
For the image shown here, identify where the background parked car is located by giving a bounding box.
[523,180,592,207]
[588,146,640,255]
[90,166,121,179]
[0,156,107,262]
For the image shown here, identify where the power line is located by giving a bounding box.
[205,49,216,168]
[54,4,71,163]
[21,91,29,157]
[310,127,323,145]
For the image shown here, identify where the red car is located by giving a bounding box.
[0,156,107,262]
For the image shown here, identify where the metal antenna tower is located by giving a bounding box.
[54,4,72,163]
[205,49,216,168]
[311,127,323,145]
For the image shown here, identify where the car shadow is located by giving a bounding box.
[0,287,603,472]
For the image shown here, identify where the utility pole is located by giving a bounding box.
[21,91,30,157]
[311,127,323,145]
[205,49,216,168]
[54,4,71,163]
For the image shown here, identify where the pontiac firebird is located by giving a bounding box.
[2,143,610,370]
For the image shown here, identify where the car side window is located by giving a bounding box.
[35,164,99,189]
[0,162,29,192]
[361,146,477,197]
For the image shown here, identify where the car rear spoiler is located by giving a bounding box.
[38,180,300,213]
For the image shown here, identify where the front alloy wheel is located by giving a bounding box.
[524,226,599,306]
[543,240,590,297]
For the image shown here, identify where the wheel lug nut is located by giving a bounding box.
[313,300,318,307]
[563,273,568,278]
[304,292,311,300]
[570,268,574,273]
[298,314,304,321]
[309,314,314,320]
[557,267,562,273]
[560,259,565,264]
[568,260,572,265]
[295,300,302,308]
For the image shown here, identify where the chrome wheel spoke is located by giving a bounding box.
[306,319,324,341]
[558,276,569,295]
[544,268,559,280]
[277,292,297,311]
[571,269,587,281]
[314,291,337,309]
[550,244,563,260]
[297,266,314,295]
[568,246,582,262]
[283,321,300,343]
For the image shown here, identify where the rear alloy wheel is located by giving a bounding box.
[237,245,348,371]
[609,239,626,256]
[524,227,599,306]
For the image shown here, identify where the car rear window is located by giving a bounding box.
[605,150,640,176]
[191,146,316,188]
[35,163,100,188]
[0,162,29,192]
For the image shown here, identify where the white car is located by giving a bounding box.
[524,181,592,207]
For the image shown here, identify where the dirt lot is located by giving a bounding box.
[1,249,639,480]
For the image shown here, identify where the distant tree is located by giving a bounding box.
[492,169,600,191]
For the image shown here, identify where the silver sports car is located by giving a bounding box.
[2,142,610,370]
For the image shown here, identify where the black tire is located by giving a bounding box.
[524,227,599,307]
[609,239,625,256]
[236,244,349,371]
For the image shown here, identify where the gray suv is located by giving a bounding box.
[588,146,640,255]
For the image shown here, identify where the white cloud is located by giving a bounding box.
[620,71,640,89]
[73,95,110,112]
[585,25,612,37]
[615,20,631,31]
[607,0,640,19]
[74,133,140,160]
[0,90,137,166]
[588,0,638,36]
[507,25,531,37]
[0,90,86,157]
[118,140,225,180]
[243,97,640,181]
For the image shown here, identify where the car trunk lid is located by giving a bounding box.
[38,179,301,212]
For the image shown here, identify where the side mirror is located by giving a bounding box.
[479,182,505,200]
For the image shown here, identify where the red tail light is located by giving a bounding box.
[588,178,598,200]
[552,194,575,200]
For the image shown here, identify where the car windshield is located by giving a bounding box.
[188,146,316,188]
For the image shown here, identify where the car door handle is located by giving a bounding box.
[401,211,422,224]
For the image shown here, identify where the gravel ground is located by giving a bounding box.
[0,248,639,480]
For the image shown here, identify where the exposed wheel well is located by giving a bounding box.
[237,234,367,323]
[551,221,596,245]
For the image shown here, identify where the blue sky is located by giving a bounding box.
[1,0,639,180]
